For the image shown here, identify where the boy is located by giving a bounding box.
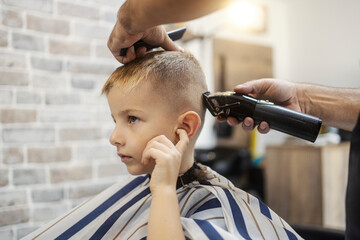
[24,51,301,239]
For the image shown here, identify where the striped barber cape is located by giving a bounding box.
[23,167,302,240]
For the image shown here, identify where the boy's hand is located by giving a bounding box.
[142,129,189,193]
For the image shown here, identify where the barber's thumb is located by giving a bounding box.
[162,36,183,52]
[234,82,254,94]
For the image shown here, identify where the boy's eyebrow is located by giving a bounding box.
[111,109,145,118]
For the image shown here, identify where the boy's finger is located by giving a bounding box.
[175,129,189,154]
[149,141,171,153]
[142,148,167,165]
[147,135,174,150]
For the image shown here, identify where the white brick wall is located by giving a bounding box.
[0,0,128,238]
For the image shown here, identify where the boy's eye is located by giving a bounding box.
[128,116,139,124]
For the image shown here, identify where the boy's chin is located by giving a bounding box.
[126,165,152,176]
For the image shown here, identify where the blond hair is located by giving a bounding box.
[102,51,208,121]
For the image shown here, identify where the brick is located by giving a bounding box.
[67,61,115,75]
[0,29,8,47]
[0,169,9,187]
[33,204,67,222]
[0,207,29,226]
[87,0,121,6]
[2,128,55,143]
[83,94,109,107]
[32,74,66,89]
[16,91,42,104]
[77,145,116,161]
[27,14,69,35]
[0,109,37,123]
[100,9,117,23]
[0,190,27,207]
[71,76,95,90]
[49,39,90,56]
[95,43,113,58]
[31,56,62,72]
[0,90,13,104]
[73,22,110,40]
[28,146,71,163]
[2,9,23,28]
[2,0,53,13]
[13,168,46,186]
[50,165,92,183]
[32,188,64,202]
[59,128,102,141]
[12,32,45,51]
[17,226,39,240]
[38,109,93,122]
[57,2,99,20]
[0,71,28,86]
[0,229,13,240]
[0,52,26,68]
[69,182,111,199]
[2,147,24,164]
[45,93,80,105]
[98,163,127,177]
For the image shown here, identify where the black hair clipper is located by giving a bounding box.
[203,91,322,142]
[120,27,186,56]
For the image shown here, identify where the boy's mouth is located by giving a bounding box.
[117,153,133,163]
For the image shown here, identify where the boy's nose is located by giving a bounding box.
[109,127,125,146]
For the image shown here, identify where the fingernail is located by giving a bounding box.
[244,121,251,127]
[259,124,266,130]
[178,46,184,52]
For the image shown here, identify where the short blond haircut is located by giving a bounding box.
[102,51,208,122]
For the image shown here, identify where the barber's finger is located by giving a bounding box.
[122,46,136,64]
[175,129,189,154]
[136,46,147,58]
[241,117,255,132]
[234,79,275,100]
[216,116,227,122]
[257,121,270,134]
[227,117,239,126]
[161,35,184,52]
[234,82,254,95]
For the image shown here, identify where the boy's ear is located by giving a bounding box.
[176,111,201,140]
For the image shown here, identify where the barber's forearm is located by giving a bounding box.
[119,0,232,33]
[297,84,360,131]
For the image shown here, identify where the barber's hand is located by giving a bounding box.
[221,78,302,134]
[142,129,189,193]
[107,23,182,64]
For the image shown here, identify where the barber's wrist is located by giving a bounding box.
[118,2,136,34]
[295,83,309,115]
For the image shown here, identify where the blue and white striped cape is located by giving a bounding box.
[23,167,302,240]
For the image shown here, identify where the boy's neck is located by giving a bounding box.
[179,147,195,175]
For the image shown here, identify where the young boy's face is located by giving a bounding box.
[107,81,179,175]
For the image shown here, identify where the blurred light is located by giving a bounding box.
[227,0,265,32]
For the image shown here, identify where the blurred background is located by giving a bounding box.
[0,0,359,239]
